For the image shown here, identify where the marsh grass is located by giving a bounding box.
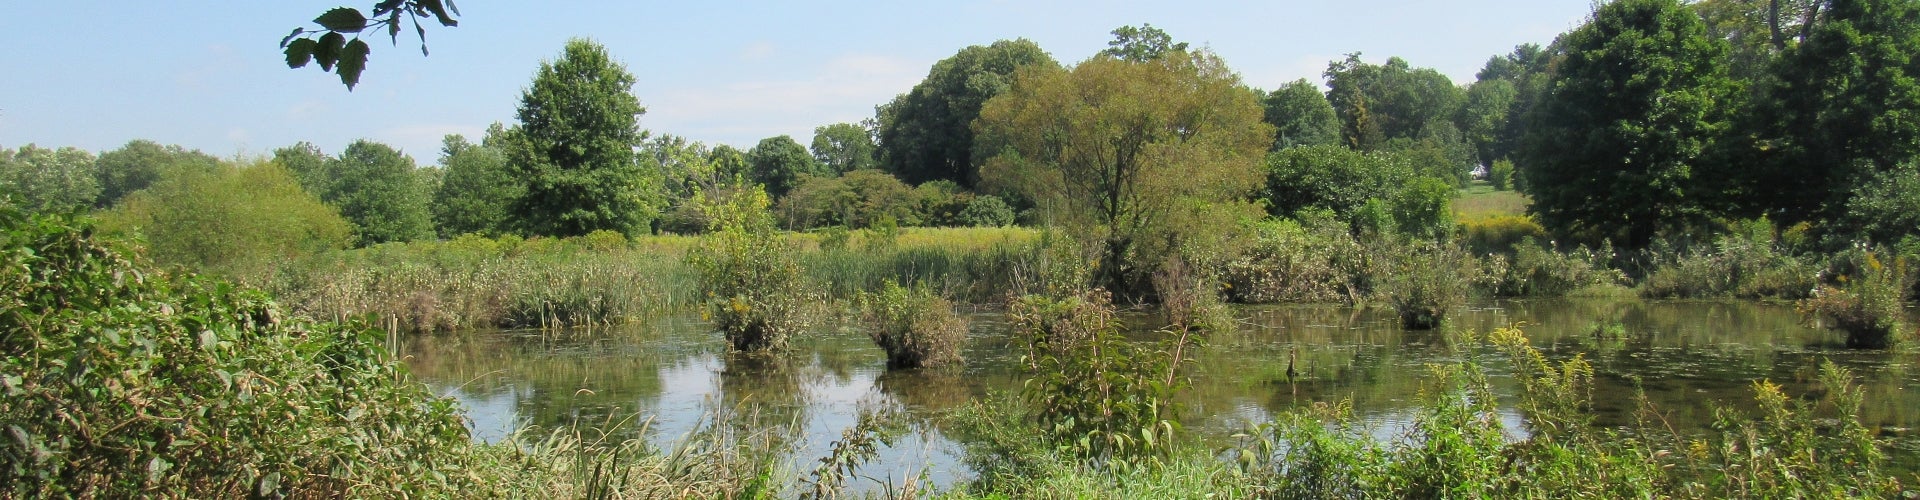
[268,233,695,333]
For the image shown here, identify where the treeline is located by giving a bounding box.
[6,1,1918,314]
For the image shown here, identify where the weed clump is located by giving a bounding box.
[1800,249,1914,348]
[689,188,812,352]
[1009,288,1190,463]
[1378,240,1471,329]
[857,280,968,369]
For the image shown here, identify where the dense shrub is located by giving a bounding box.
[857,280,967,368]
[689,188,812,352]
[101,159,354,283]
[957,194,1015,227]
[1221,215,1369,303]
[1376,240,1470,329]
[0,207,472,498]
[1489,158,1515,190]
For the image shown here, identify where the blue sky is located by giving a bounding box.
[0,1,1592,164]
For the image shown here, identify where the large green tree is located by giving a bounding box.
[747,135,825,198]
[1262,79,1343,150]
[876,39,1059,187]
[503,38,659,237]
[1519,0,1733,248]
[1761,0,1920,225]
[1101,24,1189,62]
[432,132,520,237]
[809,122,878,174]
[1260,144,1416,221]
[327,140,436,245]
[976,50,1272,293]
[0,145,98,214]
[1324,55,1466,151]
[92,140,221,208]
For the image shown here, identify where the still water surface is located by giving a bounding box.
[402,299,1919,487]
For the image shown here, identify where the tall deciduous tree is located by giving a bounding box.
[1324,55,1466,151]
[1762,0,1920,225]
[810,122,878,174]
[1520,0,1732,248]
[0,145,98,214]
[877,39,1059,187]
[432,132,520,237]
[976,50,1272,293]
[92,140,221,208]
[273,142,334,196]
[1262,79,1342,150]
[328,140,435,245]
[1101,24,1189,62]
[748,135,825,198]
[503,38,659,237]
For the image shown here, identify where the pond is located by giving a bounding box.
[401,299,1920,489]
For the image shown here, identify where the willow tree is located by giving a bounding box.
[976,50,1272,294]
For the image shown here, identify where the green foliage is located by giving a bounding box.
[0,144,99,214]
[689,188,810,352]
[1260,144,1413,222]
[1324,54,1466,151]
[1640,219,1822,300]
[808,122,877,174]
[0,207,472,497]
[1843,163,1920,245]
[504,38,660,237]
[1262,79,1343,150]
[856,280,967,369]
[1101,24,1189,62]
[273,142,332,196]
[327,140,436,245]
[1488,158,1515,190]
[1480,238,1629,297]
[282,1,459,90]
[776,168,911,230]
[877,38,1059,187]
[748,135,826,198]
[432,133,522,237]
[1456,78,1517,166]
[1390,176,1456,241]
[1377,240,1470,329]
[1010,289,1184,463]
[102,159,353,283]
[1800,249,1915,348]
[957,194,1015,227]
[1519,0,1732,248]
[1761,0,1920,223]
[977,49,1272,295]
[1221,215,1370,303]
[91,140,220,208]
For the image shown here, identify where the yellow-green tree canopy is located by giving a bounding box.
[976,50,1272,292]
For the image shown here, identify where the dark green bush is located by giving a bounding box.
[958,194,1015,227]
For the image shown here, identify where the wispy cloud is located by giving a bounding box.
[647,53,921,147]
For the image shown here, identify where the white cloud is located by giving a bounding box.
[646,53,922,147]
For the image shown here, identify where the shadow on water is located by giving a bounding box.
[404,298,1920,488]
